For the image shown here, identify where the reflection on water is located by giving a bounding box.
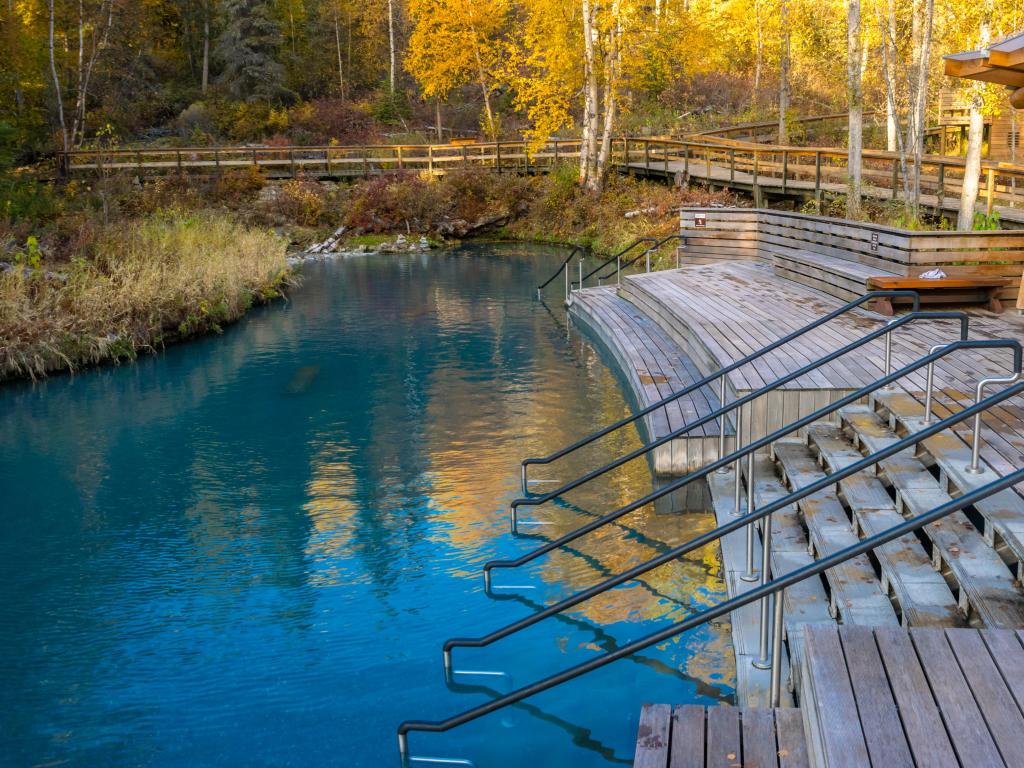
[0,244,733,768]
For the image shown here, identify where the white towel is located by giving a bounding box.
[919,268,946,279]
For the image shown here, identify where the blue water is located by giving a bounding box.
[0,244,733,768]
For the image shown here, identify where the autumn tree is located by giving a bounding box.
[405,0,509,138]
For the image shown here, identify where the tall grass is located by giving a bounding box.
[0,211,291,381]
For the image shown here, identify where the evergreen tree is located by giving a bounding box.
[214,0,294,103]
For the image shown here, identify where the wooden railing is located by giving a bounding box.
[58,134,1024,217]
[57,140,585,178]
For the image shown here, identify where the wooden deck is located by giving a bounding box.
[801,625,1024,767]
[634,703,809,768]
[568,286,725,476]
[637,626,1024,767]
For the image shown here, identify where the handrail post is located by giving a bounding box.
[923,343,946,425]
[577,256,584,292]
[752,508,774,669]
[717,377,729,471]
[769,592,785,706]
[883,320,896,389]
[731,409,744,517]
[967,373,1022,473]
[741,451,759,582]
[781,150,788,194]
[616,253,621,287]
[645,248,651,273]
[564,260,570,303]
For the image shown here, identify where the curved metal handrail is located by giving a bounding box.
[595,233,688,282]
[536,245,586,296]
[574,237,657,286]
[519,290,921,493]
[399,437,1024,764]
[448,344,1020,663]
[509,308,963,534]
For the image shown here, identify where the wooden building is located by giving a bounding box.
[941,30,1024,162]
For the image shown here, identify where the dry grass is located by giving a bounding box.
[0,211,292,380]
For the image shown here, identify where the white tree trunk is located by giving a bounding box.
[48,0,68,152]
[846,0,863,218]
[579,0,599,187]
[595,5,619,185]
[334,13,345,96]
[777,0,790,144]
[387,0,396,91]
[958,4,992,230]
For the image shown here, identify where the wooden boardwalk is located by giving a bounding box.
[568,285,725,475]
[801,625,1024,768]
[634,703,808,768]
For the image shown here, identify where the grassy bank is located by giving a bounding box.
[0,212,291,381]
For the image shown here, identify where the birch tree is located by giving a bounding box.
[48,0,117,151]
[778,0,790,144]
[846,0,863,218]
[957,0,993,230]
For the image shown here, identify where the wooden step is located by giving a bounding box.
[771,441,899,626]
[840,404,1024,628]
[872,390,1024,576]
[805,424,963,627]
[634,703,809,768]
[569,286,725,475]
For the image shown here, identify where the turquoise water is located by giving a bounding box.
[0,244,732,768]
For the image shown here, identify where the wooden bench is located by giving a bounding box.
[867,275,1010,315]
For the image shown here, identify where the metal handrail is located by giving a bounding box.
[509,307,958,534]
[449,351,1021,666]
[519,290,921,494]
[400,457,1024,764]
[495,331,1015,588]
[596,234,688,282]
[576,238,657,286]
[536,245,586,298]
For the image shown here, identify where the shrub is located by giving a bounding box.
[277,177,328,226]
[0,211,292,380]
[288,99,377,145]
[212,167,266,205]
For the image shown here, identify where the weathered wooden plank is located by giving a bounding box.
[979,630,1024,713]
[944,629,1024,763]
[741,708,777,768]
[837,626,914,768]
[773,709,808,768]
[909,628,1005,767]
[801,625,871,768]
[706,706,742,768]
[670,705,706,768]
[635,703,673,768]
[872,627,959,768]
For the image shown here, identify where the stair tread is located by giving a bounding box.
[873,390,1024,569]
[807,424,963,627]
[841,405,1024,628]
[772,441,900,627]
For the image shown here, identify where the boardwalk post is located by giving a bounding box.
[525,144,531,174]
[814,151,822,212]
[730,148,736,183]
[683,145,690,179]
[553,141,559,166]
[136,150,142,175]
[496,143,502,173]
[753,151,762,207]
[781,150,788,194]
[705,146,711,180]
[252,148,258,167]
[936,163,945,216]
[663,144,669,175]
[289,149,295,176]
[363,150,369,176]
[177,150,182,172]
[428,145,434,175]
[987,168,995,216]
[214,149,220,170]
[891,161,898,200]
[644,140,650,171]
[397,146,404,171]
[462,146,468,169]
[325,148,332,176]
